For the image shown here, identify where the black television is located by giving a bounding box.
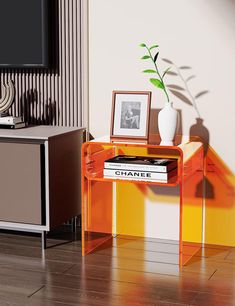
[0,0,49,68]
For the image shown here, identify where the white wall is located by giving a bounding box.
[89,0,235,172]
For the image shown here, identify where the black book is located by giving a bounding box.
[104,155,177,173]
[0,122,26,129]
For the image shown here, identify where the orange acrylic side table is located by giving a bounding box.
[81,135,204,266]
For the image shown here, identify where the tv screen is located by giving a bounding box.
[0,0,49,68]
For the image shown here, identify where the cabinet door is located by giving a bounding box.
[0,141,45,225]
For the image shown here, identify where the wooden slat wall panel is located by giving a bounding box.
[0,0,82,127]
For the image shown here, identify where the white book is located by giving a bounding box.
[0,116,23,124]
[103,168,177,182]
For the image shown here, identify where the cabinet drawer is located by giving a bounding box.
[0,142,45,225]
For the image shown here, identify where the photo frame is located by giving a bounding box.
[110,91,151,140]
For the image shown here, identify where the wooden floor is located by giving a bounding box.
[0,229,235,306]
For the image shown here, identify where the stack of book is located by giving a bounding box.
[0,116,26,129]
[103,155,178,183]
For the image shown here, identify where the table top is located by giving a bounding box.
[90,134,198,145]
[86,134,203,162]
[0,125,85,140]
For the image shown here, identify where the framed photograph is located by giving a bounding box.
[110,91,151,140]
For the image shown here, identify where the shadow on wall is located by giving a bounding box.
[161,58,210,154]
[204,146,235,246]
[170,61,235,246]
[151,59,235,247]
[21,89,58,125]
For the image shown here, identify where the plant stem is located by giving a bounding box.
[146,47,170,103]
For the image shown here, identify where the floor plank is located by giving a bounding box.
[191,292,235,306]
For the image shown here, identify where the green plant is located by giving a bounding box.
[140,43,170,103]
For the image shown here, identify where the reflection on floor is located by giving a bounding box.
[0,228,234,305]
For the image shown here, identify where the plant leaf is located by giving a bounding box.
[139,43,146,47]
[154,52,159,63]
[167,84,185,91]
[150,78,165,89]
[165,71,178,76]
[141,55,151,60]
[149,44,159,50]
[162,67,171,79]
[169,89,193,105]
[179,66,192,69]
[143,69,157,73]
[162,58,174,64]
[195,90,209,99]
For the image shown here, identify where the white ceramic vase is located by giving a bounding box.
[158,102,178,146]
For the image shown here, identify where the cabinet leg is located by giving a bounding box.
[41,231,47,250]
